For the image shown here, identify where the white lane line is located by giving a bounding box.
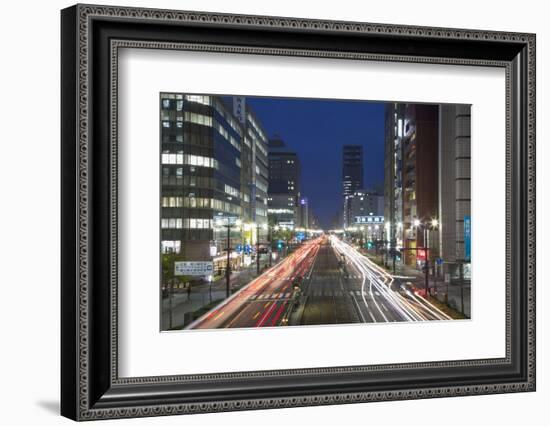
[350,292,367,323]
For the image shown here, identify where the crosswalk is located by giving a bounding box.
[263,274,365,280]
[241,289,382,301]
[246,292,293,301]
[348,290,380,297]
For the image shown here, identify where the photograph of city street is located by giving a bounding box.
[159,93,472,331]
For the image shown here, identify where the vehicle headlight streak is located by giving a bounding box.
[330,236,452,322]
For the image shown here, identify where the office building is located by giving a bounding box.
[160,93,269,270]
[348,189,384,220]
[267,136,301,229]
[438,104,471,279]
[384,103,439,266]
[342,145,364,228]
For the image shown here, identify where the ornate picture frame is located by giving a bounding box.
[61,4,535,420]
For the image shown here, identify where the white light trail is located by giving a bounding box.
[330,236,452,322]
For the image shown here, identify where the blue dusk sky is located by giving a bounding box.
[246,96,386,229]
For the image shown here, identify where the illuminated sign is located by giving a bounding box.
[174,261,214,276]
[464,215,471,261]
[417,249,426,261]
[354,216,384,224]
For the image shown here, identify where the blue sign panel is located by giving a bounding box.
[464,215,471,261]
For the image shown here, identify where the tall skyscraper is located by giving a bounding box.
[267,136,301,229]
[384,103,439,266]
[342,145,364,228]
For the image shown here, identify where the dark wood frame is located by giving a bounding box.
[61,4,536,421]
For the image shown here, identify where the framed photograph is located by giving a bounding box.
[61,4,536,421]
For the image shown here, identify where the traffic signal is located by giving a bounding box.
[417,249,426,261]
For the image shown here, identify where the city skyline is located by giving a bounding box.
[159,93,471,331]
[244,96,385,229]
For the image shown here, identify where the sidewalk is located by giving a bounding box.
[161,257,278,330]
[361,249,471,318]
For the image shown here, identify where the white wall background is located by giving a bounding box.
[0,0,546,425]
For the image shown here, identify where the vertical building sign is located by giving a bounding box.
[233,96,246,125]
[464,215,471,261]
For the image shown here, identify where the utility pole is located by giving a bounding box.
[423,226,429,297]
[459,261,465,315]
[391,237,396,274]
[268,225,272,267]
[225,224,231,298]
[168,279,173,329]
[256,224,261,275]
[424,249,430,298]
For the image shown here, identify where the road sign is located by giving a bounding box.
[436,257,443,265]
[464,215,471,261]
[174,261,214,276]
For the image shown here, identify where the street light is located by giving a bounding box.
[255,222,268,275]
[215,217,242,298]
[411,217,440,298]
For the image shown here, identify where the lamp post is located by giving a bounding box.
[412,218,429,297]
[272,225,279,265]
[412,217,439,298]
[255,223,261,275]
[217,218,241,299]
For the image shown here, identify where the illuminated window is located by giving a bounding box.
[161,240,180,254]
[184,111,212,127]
[185,95,211,105]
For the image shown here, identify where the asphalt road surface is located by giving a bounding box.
[330,236,452,323]
[296,241,360,325]
[187,235,453,330]
[187,238,322,329]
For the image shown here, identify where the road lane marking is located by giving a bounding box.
[256,301,279,327]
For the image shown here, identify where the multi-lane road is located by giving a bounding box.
[330,236,452,323]
[187,238,322,329]
[187,235,452,330]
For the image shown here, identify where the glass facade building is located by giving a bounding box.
[160,93,269,265]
